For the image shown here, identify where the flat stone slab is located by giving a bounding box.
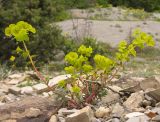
[146,88,160,102]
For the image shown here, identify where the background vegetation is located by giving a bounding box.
[0,0,160,68]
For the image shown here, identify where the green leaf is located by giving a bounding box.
[14,29,29,41]
[10,56,15,61]
[16,46,23,54]
[82,64,93,73]
[65,66,75,74]
[71,86,81,94]
[5,21,36,42]
[78,45,93,57]
[58,80,66,88]
[94,54,114,71]
[128,44,136,56]
[65,52,78,65]
[22,51,28,59]
[74,55,87,69]
[5,27,11,37]
[118,40,127,52]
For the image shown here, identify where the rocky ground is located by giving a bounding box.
[0,72,160,122]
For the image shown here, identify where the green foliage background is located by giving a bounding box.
[0,0,159,67]
[109,0,160,12]
[0,0,69,66]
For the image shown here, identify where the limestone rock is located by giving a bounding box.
[8,79,21,85]
[123,91,144,110]
[125,112,145,119]
[126,115,150,122]
[95,107,110,118]
[42,92,49,97]
[48,74,71,87]
[140,77,160,91]
[8,74,23,79]
[146,88,160,102]
[3,94,17,102]
[112,103,124,117]
[156,102,160,107]
[49,115,58,122]
[151,107,160,115]
[108,85,123,93]
[66,106,94,122]
[7,73,28,85]
[9,86,21,95]
[25,107,42,118]
[58,108,79,116]
[101,91,120,104]
[33,83,48,91]
[141,100,151,107]
[21,86,34,95]
[0,102,5,106]
[152,115,160,121]
[91,117,101,122]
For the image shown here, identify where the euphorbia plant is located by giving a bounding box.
[60,28,155,108]
[5,21,48,84]
[5,21,155,108]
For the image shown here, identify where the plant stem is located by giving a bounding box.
[107,66,120,83]
[22,41,47,84]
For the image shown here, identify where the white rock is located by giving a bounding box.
[112,103,124,117]
[7,73,27,85]
[151,107,160,115]
[58,117,65,122]
[95,107,110,118]
[33,83,47,91]
[9,86,21,95]
[125,112,145,119]
[66,106,94,122]
[130,77,145,82]
[42,92,49,97]
[126,115,149,122]
[48,91,53,95]
[21,86,34,95]
[0,102,5,106]
[140,77,160,91]
[3,94,17,102]
[156,102,160,107]
[25,107,42,118]
[123,91,144,110]
[58,108,68,116]
[48,74,71,87]
[8,74,23,79]
[108,85,123,92]
[101,91,120,104]
[152,115,160,121]
[58,108,79,116]
[91,117,101,122]
[8,79,21,85]
[49,115,57,122]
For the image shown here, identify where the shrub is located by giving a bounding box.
[0,0,69,65]
[124,8,151,20]
[109,0,160,12]
[57,28,155,108]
